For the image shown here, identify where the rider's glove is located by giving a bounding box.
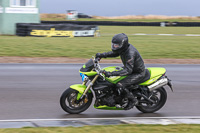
[95,53,107,59]
[102,70,112,77]
[95,53,102,62]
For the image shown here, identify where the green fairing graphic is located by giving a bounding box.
[102,66,166,85]
[70,84,87,93]
[79,70,97,76]
[103,66,127,84]
[80,66,166,85]
[94,105,123,110]
[75,67,166,101]
[70,84,91,100]
[140,67,166,86]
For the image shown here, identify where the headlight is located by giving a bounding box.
[80,73,87,82]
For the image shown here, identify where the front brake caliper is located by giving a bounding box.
[84,97,88,103]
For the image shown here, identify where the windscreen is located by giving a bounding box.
[80,58,94,72]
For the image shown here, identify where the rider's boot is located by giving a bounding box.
[123,88,138,110]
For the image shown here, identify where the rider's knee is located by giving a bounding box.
[116,82,123,88]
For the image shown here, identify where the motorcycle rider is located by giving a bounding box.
[95,33,146,110]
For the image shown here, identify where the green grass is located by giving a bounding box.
[0,124,200,133]
[0,26,200,59]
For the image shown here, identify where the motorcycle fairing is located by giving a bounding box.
[103,66,166,85]
[139,67,166,86]
[79,58,98,76]
[80,58,94,72]
[79,70,97,76]
[94,105,123,110]
[103,66,127,84]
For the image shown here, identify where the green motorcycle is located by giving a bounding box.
[60,58,173,114]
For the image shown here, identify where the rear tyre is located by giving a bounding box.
[60,88,93,114]
[136,87,167,113]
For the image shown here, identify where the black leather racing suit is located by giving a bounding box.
[102,43,146,88]
[99,43,146,109]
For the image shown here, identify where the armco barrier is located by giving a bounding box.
[172,22,200,27]
[16,23,99,37]
[41,21,161,26]
[41,21,200,27]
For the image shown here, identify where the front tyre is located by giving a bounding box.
[60,88,93,114]
[136,87,167,113]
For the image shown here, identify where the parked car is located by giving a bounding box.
[78,13,92,18]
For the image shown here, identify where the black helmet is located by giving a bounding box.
[111,33,129,53]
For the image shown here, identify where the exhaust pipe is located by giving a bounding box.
[148,78,168,91]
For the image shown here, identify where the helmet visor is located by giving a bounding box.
[111,43,123,50]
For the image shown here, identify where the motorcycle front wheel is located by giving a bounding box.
[136,87,167,113]
[60,88,93,114]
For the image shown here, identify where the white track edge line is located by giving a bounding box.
[1,116,200,122]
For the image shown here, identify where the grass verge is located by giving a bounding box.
[0,124,200,133]
[0,26,200,59]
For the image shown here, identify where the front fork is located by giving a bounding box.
[76,75,99,103]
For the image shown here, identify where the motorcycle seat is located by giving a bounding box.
[127,69,150,89]
[138,69,150,84]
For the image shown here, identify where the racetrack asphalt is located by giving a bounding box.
[0,63,199,123]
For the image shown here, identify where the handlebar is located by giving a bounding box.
[93,57,105,80]
[94,57,101,63]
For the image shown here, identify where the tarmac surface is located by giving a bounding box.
[0,63,200,127]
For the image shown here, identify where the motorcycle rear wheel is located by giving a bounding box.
[136,87,167,113]
[60,88,93,114]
